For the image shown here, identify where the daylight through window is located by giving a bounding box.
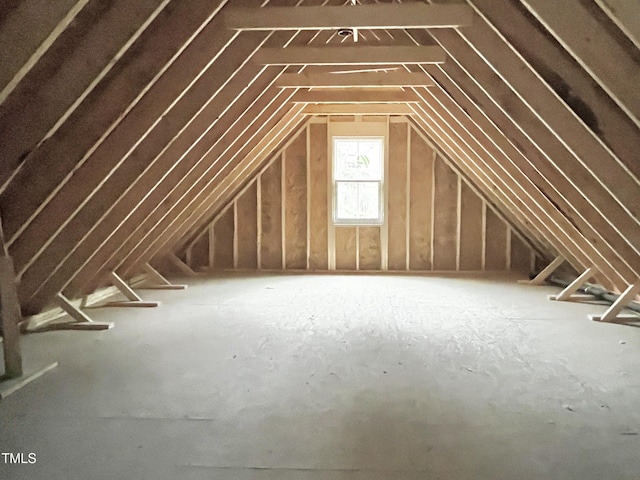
[333,136,384,224]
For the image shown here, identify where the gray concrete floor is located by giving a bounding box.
[1,272,640,479]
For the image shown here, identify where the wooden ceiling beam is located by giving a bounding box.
[253,46,447,66]
[301,104,415,115]
[291,89,420,104]
[224,4,473,31]
[276,72,434,88]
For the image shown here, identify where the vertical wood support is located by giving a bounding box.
[519,255,565,285]
[51,292,113,330]
[589,282,640,323]
[549,267,597,302]
[0,256,23,379]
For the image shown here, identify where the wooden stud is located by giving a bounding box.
[0,255,23,379]
[589,282,640,323]
[224,4,473,30]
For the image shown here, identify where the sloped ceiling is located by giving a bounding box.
[0,0,639,315]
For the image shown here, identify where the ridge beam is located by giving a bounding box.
[291,89,420,104]
[301,104,414,115]
[224,4,473,31]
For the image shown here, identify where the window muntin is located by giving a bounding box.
[333,136,384,224]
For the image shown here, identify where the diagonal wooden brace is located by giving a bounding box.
[52,293,114,331]
[549,267,598,302]
[106,272,159,308]
[139,263,187,290]
[519,255,565,285]
[589,282,640,323]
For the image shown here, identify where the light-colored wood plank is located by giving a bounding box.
[276,72,434,88]
[408,127,433,270]
[308,123,328,270]
[236,182,258,269]
[590,282,640,322]
[284,131,307,269]
[387,122,408,271]
[253,46,447,66]
[260,158,283,270]
[0,255,22,378]
[302,104,414,115]
[0,0,91,104]
[292,89,420,104]
[335,227,357,270]
[594,0,640,50]
[225,4,473,30]
[432,155,458,271]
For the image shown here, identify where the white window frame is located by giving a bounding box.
[332,135,385,226]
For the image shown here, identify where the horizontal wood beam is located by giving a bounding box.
[291,89,420,104]
[276,72,434,88]
[253,46,447,65]
[301,103,415,115]
[224,4,473,30]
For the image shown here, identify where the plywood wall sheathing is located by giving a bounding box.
[284,132,308,269]
[408,128,433,270]
[308,123,328,270]
[236,182,258,270]
[259,159,283,270]
[387,122,409,271]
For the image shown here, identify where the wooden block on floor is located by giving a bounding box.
[0,362,58,399]
[548,294,596,302]
[105,301,159,308]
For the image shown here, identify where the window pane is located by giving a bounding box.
[334,138,383,181]
[336,181,381,221]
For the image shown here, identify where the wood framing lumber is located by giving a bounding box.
[0,0,171,195]
[165,253,197,277]
[594,0,640,50]
[276,72,434,88]
[0,255,22,379]
[548,267,598,302]
[519,0,640,128]
[291,89,420,104]
[53,293,113,330]
[108,272,142,302]
[252,46,447,66]
[106,272,159,307]
[140,263,187,290]
[589,282,640,323]
[224,4,473,30]
[0,0,90,105]
[301,104,414,115]
[0,362,58,399]
[519,255,565,285]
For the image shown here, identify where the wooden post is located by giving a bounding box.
[0,213,23,378]
[0,255,23,379]
[106,272,159,308]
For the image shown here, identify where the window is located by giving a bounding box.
[332,136,384,225]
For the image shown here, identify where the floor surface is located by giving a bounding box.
[1,273,640,479]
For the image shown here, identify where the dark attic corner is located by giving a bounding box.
[1,1,640,478]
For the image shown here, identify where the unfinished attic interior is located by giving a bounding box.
[1,0,640,477]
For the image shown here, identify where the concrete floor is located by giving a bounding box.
[1,272,640,479]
